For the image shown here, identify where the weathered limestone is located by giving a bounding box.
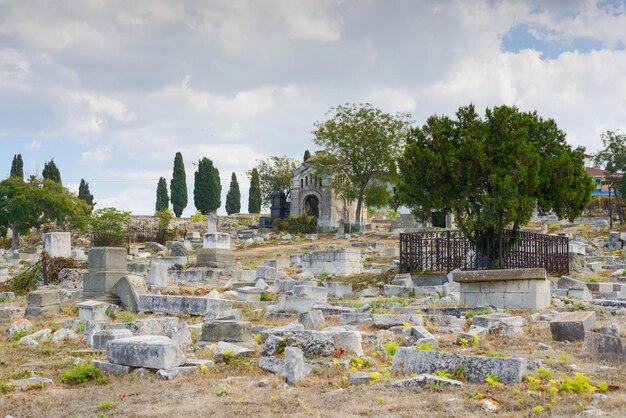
[139,294,232,317]
[322,282,353,298]
[42,232,71,258]
[146,260,169,286]
[6,376,54,391]
[214,341,254,361]
[25,289,61,317]
[196,249,236,268]
[390,374,463,388]
[201,320,252,343]
[550,311,596,341]
[454,268,550,310]
[112,275,147,313]
[582,331,626,361]
[392,348,527,384]
[284,347,307,386]
[403,325,439,350]
[107,336,186,369]
[340,313,424,329]
[237,287,263,302]
[93,329,133,350]
[301,248,362,276]
[292,285,328,303]
[77,300,110,322]
[256,266,277,281]
[92,359,131,376]
[299,310,325,330]
[272,295,316,313]
[83,247,128,304]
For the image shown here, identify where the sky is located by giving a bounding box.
[1,0,626,216]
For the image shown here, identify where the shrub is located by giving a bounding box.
[416,341,433,351]
[383,342,398,357]
[215,383,230,396]
[272,215,317,234]
[89,207,131,246]
[559,373,598,394]
[4,264,41,295]
[98,401,117,410]
[58,363,108,385]
[485,373,501,386]
[349,357,371,370]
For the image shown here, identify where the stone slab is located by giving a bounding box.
[453,268,547,283]
[550,311,596,341]
[107,335,186,369]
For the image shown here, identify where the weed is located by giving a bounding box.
[532,405,544,413]
[536,368,552,379]
[253,334,263,344]
[473,392,485,400]
[216,383,231,396]
[58,363,108,385]
[349,357,371,370]
[12,329,33,341]
[98,401,117,410]
[118,311,136,323]
[415,341,433,351]
[260,292,274,302]
[383,342,398,357]
[76,320,87,333]
[559,373,598,394]
[557,355,569,362]
[376,397,385,405]
[485,373,501,386]
[464,308,491,320]
[0,381,17,394]
[222,350,236,363]
[481,352,504,358]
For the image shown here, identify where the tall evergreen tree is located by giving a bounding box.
[303,149,311,162]
[194,157,221,214]
[170,152,187,217]
[42,159,62,184]
[248,168,261,214]
[10,154,23,179]
[78,179,95,214]
[225,172,241,215]
[156,177,169,212]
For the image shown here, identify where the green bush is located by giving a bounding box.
[272,215,317,234]
[4,264,41,295]
[89,208,131,246]
[58,363,108,385]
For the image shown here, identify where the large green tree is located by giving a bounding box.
[0,177,87,250]
[397,104,595,255]
[592,130,626,197]
[225,172,241,215]
[312,103,411,224]
[248,168,262,214]
[10,154,23,179]
[42,159,62,185]
[170,152,188,217]
[155,177,169,212]
[78,179,95,214]
[194,157,221,214]
[249,155,298,208]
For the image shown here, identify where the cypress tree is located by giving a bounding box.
[170,152,187,217]
[303,149,311,162]
[225,172,241,215]
[155,177,169,211]
[78,179,95,213]
[42,159,62,184]
[10,154,23,179]
[248,168,261,214]
[194,157,221,214]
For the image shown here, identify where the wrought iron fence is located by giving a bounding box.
[399,229,569,275]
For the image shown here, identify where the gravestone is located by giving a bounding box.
[146,260,168,286]
[42,232,71,258]
[82,247,128,304]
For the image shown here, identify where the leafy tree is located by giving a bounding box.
[312,103,411,224]
[42,159,62,185]
[10,154,23,179]
[397,104,595,260]
[155,177,169,212]
[592,130,626,197]
[78,179,95,214]
[194,157,221,214]
[303,150,311,162]
[225,172,241,215]
[249,155,298,208]
[248,168,262,214]
[170,152,187,217]
[89,207,131,247]
[0,177,86,250]
[155,208,174,241]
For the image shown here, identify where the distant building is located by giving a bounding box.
[586,167,618,197]
[289,163,366,229]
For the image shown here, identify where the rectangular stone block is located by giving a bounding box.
[138,294,233,317]
[201,320,252,343]
[93,329,133,350]
[112,275,148,313]
[582,331,626,361]
[322,282,353,298]
[88,247,128,272]
[550,311,596,341]
[292,285,328,303]
[392,348,526,384]
[42,232,71,258]
[107,336,186,369]
[77,300,110,322]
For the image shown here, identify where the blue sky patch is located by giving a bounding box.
[502,23,604,59]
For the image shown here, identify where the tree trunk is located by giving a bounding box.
[355,185,367,226]
[10,223,18,252]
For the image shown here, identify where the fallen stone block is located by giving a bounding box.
[457,326,488,345]
[237,287,263,302]
[348,371,374,386]
[403,325,439,350]
[214,341,254,362]
[7,318,33,336]
[319,328,363,356]
[107,335,186,369]
[77,300,110,322]
[6,376,54,391]
[390,373,463,388]
[299,310,325,330]
[372,314,424,329]
[582,331,626,361]
[138,294,232,317]
[391,348,526,384]
[322,282,353,298]
[52,328,78,343]
[201,320,252,343]
[472,314,523,330]
[157,366,200,380]
[93,329,133,350]
[550,311,596,341]
[92,359,132,376]
[25,289,61,317]
[112,275,148,313]
[258,357,285,374]
[292,285,328,303]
